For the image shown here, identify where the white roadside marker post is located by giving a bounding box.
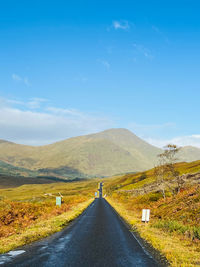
[146,209,150,222]
[56,196,62,206]
[142,209,150,224]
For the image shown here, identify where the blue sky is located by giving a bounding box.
[1,0,200,146]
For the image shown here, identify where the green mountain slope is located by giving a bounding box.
[89,128,162,168]
[0,160,40,177]
[0,129,200,178]
[178,146,200,162]
[0,129,162,177]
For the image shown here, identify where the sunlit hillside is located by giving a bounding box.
[0,128,200,179]
[104,160,200,266]
[0,129,162,177]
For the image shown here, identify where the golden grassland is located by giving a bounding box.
[1,158,200,263]
[106,198,200,267]
[104,161,200,266]
[105,160,200,192]
[0,180,98,253]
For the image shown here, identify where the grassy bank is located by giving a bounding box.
[105,161,200,266]
[0,180,97,253]
[107,196,200,266]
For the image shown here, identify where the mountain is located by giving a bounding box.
[0,129,162,177]
[0,160,40,177]
[178,146,200,162]
[0,129,200,178]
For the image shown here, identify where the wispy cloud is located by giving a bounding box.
[0,96,48,110]
[0,97,113,145]
[133,43,154,60]
[129,122,200,148]
[146,135,200,148]
[46,107,85,118]
[12,74,22,82]
[107,20,132,31]
[152,25,169,44]
[12,73,31,87]
[112,20,130,30]
[27,98,48,109]
[98,59,110,70]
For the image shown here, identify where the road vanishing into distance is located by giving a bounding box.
[0,199,165,267]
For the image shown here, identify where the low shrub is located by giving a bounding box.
[153,220,200,240]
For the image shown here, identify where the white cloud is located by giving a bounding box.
[107,20,132,31]
[133,43,153,60]
[46,107,84,117]
[0,97,113,145]
[0,96,47,109]
[12,74,22,82]
[112,20,130,30]
[128,122,200,148]
[145,135,200,148]
[27,98,48,109]
[1,97,200,149]
[12,73,31,86]
[0,97,24,106]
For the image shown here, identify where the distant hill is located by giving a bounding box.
[0,160,40,177]
[106,159,200,192]
[178,146,200,162]
[0,174,68,189]
[0,129,200,178]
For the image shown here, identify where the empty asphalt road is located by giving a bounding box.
[0,198,164,267]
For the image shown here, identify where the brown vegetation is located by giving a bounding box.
[0,180,97,253]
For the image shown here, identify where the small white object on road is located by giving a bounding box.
[8,250,26,257]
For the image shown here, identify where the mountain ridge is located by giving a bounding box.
[0,128,200,178]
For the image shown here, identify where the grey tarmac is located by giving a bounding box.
[0,198,165,267]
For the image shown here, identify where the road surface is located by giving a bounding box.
[0,199,164,267]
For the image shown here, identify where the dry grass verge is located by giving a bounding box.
[0,180,98,253]
[107,197,200,266]
[0,199,93,253]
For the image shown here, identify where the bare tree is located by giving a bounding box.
[163,144,183,193]
[155,144,181,198]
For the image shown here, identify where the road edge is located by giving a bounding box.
[105,198,170,267]
[0,199,95,254]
